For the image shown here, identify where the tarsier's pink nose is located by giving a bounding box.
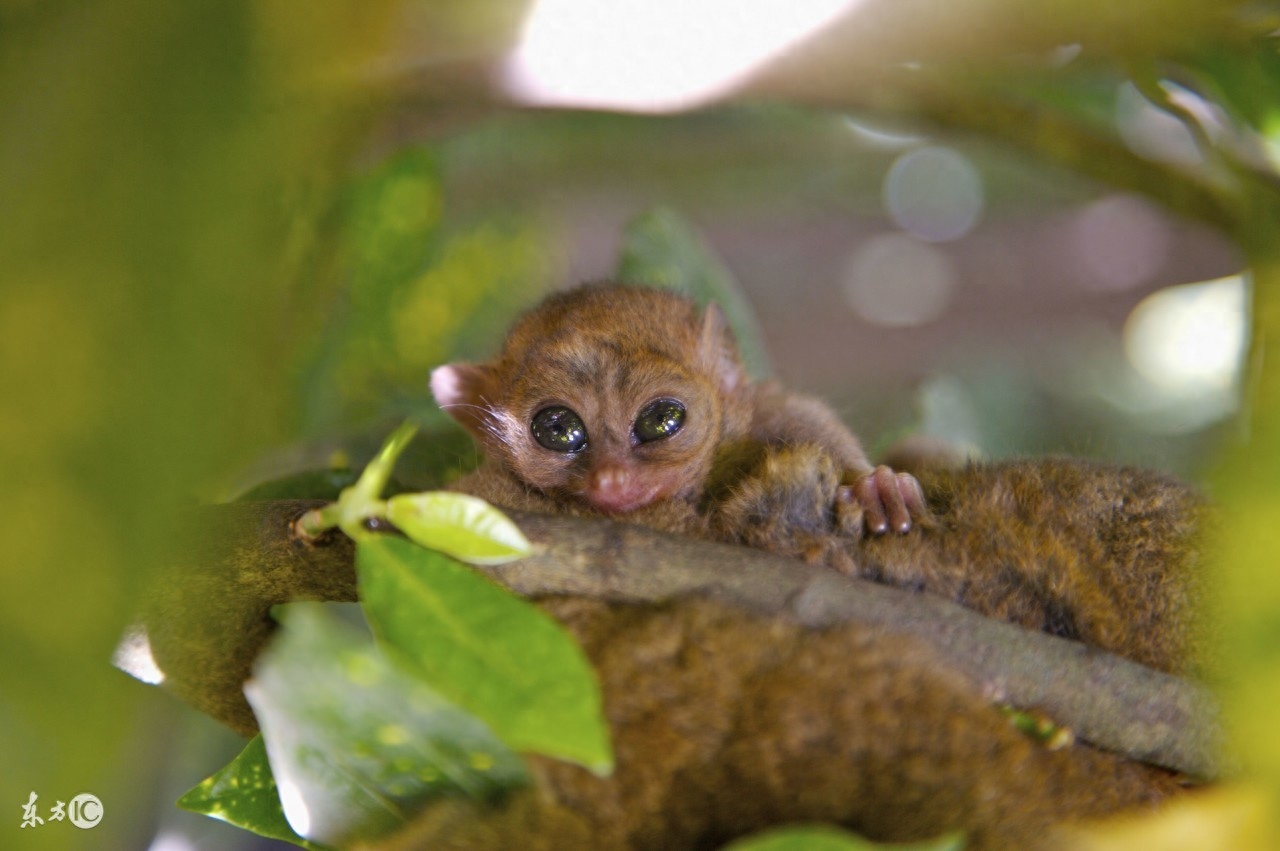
[584,464,656,514]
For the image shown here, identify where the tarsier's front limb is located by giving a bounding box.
[707,444,927,577]
[744,383,928,535]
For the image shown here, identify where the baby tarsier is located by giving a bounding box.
[431,283,1204,675]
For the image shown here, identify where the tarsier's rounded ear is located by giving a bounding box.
[430,363,507,446]
[697,302,743,395]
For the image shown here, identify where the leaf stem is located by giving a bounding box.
[295,503,345,540]
[291,421,420,540]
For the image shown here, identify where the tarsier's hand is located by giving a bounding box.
[839,466,928,535]
[709,448,929,572]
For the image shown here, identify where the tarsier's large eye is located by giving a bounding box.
[531,406,587,452]
[634,398,686,443]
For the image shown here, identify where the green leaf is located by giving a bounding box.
[178,735,331,851]
[721,825,965,851]
[358,535,613,773]
[243,603,529,848]
[616,206,772,379]
[386,492,531,564]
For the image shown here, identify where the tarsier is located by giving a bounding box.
[421,283,1207,850]
[432,283,1204,673]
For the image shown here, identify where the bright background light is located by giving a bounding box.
[147,831,199,851]
[504,0,861,112]
[844,116,925,150]
[112,625,166,686]
[1115,81,1223,168]
[1124,275,1246,393]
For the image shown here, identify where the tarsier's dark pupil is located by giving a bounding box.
[634,398,686,443]
[531,406,587,452]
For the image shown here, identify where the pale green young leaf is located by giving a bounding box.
[243,603,528,848]
[358,535,613,773]
[354,420,419,498]
[386,491,531,565]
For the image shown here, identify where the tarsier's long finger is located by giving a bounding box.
[874,465,912,534]
[896,471,928,520]
[853,473,889,535]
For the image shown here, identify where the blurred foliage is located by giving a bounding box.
[244,603,530,847]
[0,2,398,849]
[294,147,551,439]
[1062,783,1272,851]
[722,825,964,851]
[617,207,773,379]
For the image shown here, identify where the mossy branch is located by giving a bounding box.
[145,499,1222,779]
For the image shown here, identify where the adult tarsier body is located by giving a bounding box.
[420,283,1207,850]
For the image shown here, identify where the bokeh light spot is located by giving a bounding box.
[883,146,984,242]
[1124,275,1246,393]
[1072,194,1171,292]
[842,233,958,327]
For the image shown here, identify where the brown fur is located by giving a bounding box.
[711,446,1207,674]
[375,598,1184,851]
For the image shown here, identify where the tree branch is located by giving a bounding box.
[140,498,1222,780]
[491,509,1223,779]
